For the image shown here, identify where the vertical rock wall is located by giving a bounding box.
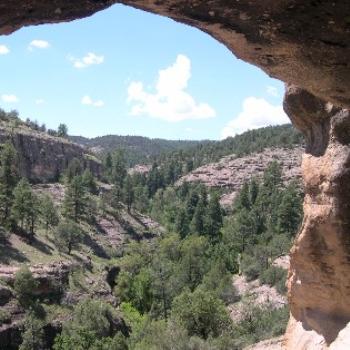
[284,86,350,349]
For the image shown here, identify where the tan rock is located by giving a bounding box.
[285,87,350,349]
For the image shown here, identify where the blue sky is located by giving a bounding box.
[0,4,289,140]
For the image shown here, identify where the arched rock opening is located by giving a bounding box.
[1,1,350,348]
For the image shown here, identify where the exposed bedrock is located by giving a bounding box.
[0,1,350,108]
[284,86,350,349]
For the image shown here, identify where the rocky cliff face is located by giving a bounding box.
[0,127,102,183]
[284,86,350,349]
[1,1,350,349]
[178,147,303,207]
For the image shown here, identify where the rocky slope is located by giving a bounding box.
[0,126,102,183]
[178,147,303,207]
[0,180,162,349]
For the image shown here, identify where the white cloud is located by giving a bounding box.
[0,45,10,55]
[1,94,19,103]
[221,97,289,139]
[35,98,45,105]
[266,85,279,97]
[29,40,50,50]
[69,53,104,69]
[81,95,104,107]
[127,54,216,122]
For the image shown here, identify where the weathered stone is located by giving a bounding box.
[284,88,350,349]
[177,147,303,208]
[0,127,102,182]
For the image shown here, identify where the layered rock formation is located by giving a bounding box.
[0,127,102,182]
[1,1,350,349]
[177,147,302,207]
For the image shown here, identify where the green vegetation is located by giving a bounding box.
[0,117,304,349]
[53,221,83,255]
[14,266,39,308]
[53,299,128,350]
[19,311,45,350]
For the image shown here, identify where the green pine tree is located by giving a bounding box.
[39,194,59,232]
[123,175,134,213]
[62,175,87,222]
[0,142,19,226]
[11,178,39,236]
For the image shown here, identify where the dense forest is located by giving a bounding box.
[71,124,303,168]
[69,135,206,167]
[0,109,304,349]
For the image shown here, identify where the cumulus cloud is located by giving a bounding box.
[266,85,279,97]
[221,97,289,139]
[29,40,50,50]
[69,53,104,69]
[127,54,216,122]
[1,94,19,103]
[81,95,104,107]
[0,45,10,55]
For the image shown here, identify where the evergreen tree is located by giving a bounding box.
[277,181,302,236]
[134,185,149,213]
[147,163,164,197]
[206,193,223,239]
[179,236,208,291]
[0,142,18,225]
[104,152,113,180]
[62,176,87,222]
[82,169,97,194]
[53,220,82,255]
[235,181,250,210]
[190,197,206,235]
[39,194,59,231]
[175,208,190,239]
[65,158,83,183]
[57,123,68,138]
[11,179,39,236]
[123,175,134,213]
[19,312,45,350]
[110,185,122,210]
[185,190,199,220]
[249,177,259,206]
[111,150,127,188]
[14,266,39,308]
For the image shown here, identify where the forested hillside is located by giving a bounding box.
[70,135,206,166]
[72,124,303,169]
[0,112,304,350]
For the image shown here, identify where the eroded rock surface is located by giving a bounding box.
[0,127,102,182]
[284,86,350,349]
[177,147,302,207]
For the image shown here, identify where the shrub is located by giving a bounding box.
[19,311,45,350]
[260,266,287,294]
[14,266,38,308]
[53,221,83,255]
[232,304,289,347]
[171,288,232,339]
[0,309,10,324]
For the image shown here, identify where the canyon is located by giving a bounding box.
[1,1,350,348]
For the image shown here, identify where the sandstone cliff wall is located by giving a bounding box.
[284,86,350,349]
[0,128,102,183]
